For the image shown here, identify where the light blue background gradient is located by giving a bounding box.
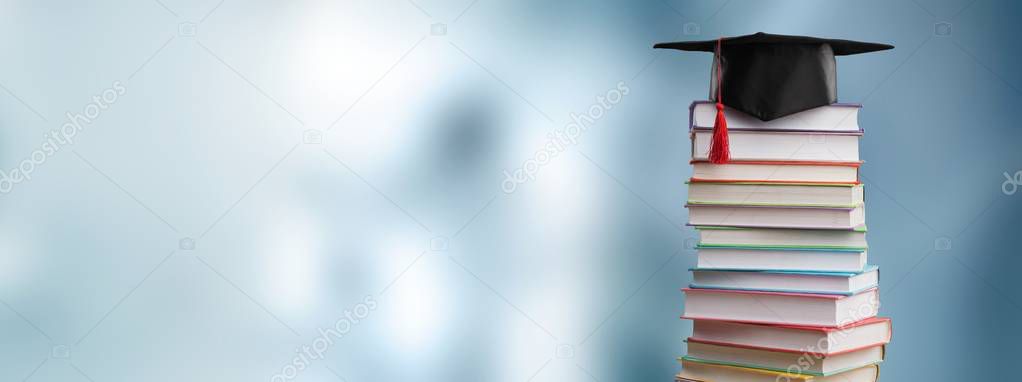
[1,0,1020,381]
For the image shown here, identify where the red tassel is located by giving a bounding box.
[708,37,730,164]
[708,102,730,164]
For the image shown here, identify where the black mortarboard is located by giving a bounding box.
[654,32,893,163]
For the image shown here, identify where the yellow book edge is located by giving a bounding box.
[676,360,880,382]
[677,358,815,381]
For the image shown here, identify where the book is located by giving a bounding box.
[682,288,879,327]
[696,246,868,273]
[688,181,864,208]
[689,318,892,357]
[691,160,861,184]
[690,266,879,295]
[696,226,867,250]
[692,130,860,162]
[683,341,884,376]
[687,204,865,230]
[690,101,862,133]
[676,358,879,382]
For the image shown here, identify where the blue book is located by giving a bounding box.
[695,245,868,273]
[690,265,879,296]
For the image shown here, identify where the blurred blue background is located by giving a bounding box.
[1,0,1020,380]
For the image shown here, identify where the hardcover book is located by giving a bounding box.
[689,317,892,355]
[682,288,879,327]
[692,130,860,162]
[691,160,862,183]
[690,101,862,133]
[690,266,879,295]
[695,246,868,273]
[688,181,864,208]
[696,226,868,250]
[676,359,880,382]
[687,204,865,230]
[683,341,884,376]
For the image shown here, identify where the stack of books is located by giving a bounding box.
[677,102,893,382]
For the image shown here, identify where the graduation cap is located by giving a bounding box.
[654,32,893,163]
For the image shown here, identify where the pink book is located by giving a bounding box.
[681,287,879,327]
[687,317,892,356]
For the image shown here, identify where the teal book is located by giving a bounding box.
[690,265,879,296]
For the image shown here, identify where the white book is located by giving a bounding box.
[691,161,861,183]
[689,317,892,355]
[691,101,862,133]
[696,247,867,273]
[682,288,879,327]
[677,360,879,382]
[692,130,860,162]
[697,226,868,250]
[691,266,879,295]
[687,204,865,229]
[688,182,863,207]
[685,341,884,376]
